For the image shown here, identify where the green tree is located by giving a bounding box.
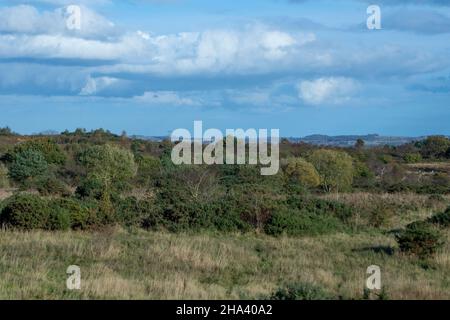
[309,149,354,193]
[283,157,321,189]
[8,149,48,183]
[420,136,450,159]
[7,138,66,165]
[77,144,137,195]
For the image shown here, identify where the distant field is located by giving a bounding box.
[0,226,448,300]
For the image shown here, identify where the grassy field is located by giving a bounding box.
[0,225,448,300]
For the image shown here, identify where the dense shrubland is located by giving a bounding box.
[0,128,449,299]
[0,129,449,252]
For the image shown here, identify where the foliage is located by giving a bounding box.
[404,153,422,164]
[283,157,321,189]
[396,221,444,258]
[47,204,71,231]
[265,208,346,237]
[0,127,15,136]
[285,196,355,223]
[36,175,70,196]
[419,136,450,159]
[8,149,48,183]
[308,149,354,192]
[427,207,450,228]
[7,138,66,165]
[135,155,161,187]
[369,202,394,228]
[77,144,137,195]
[0,194,50,230]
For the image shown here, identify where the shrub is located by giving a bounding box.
[8,149,48,183]
[0,194,49,230]
[116,196,161,228]
[270,282,332,300]
[369,202,394,228]
[404,153,422,164]
[283,157,321,189]
[7,138,66,165]
[420,136,450,159]
[77,144,137,194]
[265,208,346,237]
[396,221,444,258]
[286,196,354,223]
[36,176,71,196]
[308,149,354,192]
[47,205,71,231]
[50,198,90,230]
[135,156,161,187]
[427,207,450,228]
[75,176,104,199]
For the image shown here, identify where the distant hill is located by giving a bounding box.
[288,134,427,147]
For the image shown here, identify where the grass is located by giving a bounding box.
[0,227,448,300]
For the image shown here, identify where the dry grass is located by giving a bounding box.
[0,227,448,300]
[320,192,450,228]
[0,189,14,201]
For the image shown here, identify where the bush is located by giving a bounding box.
[265,208,346,237]
[0,194,49,230]
[77,144,137,194]
[308,149,354,192]
[49,198,90,230]
[116,196,161,228]
[270,282,332,300]
[8,149,48,183]
[427,207,450,228]
[47,205,71,231]
[369,202,394,228]
[283,158,321,189]
[36,176,70,196]
[7,138,66,165]
[396,222,444,258]
[286,196,354,223]
[404,153,422,164]
[75,177,104,199]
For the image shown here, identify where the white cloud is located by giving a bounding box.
[79,76,118,95]
[298,77,359,105]
[0,5,116,38]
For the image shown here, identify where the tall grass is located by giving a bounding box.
[0,227,448,300]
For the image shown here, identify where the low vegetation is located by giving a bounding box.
[0,128,449,299]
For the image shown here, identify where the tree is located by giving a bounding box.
[420,136,450,159]
[0,127,14,136]
[7,138,66,165]
[308,149,354,193]
[283,157,321,189]
[8,149,48,183]
[355,139,365,149]
[77,144,137,195]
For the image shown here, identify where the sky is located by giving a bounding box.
[0,0,449,137]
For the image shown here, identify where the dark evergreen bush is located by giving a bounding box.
[427,207,450,228]
[396,221,444,258]
[0,194,50,230]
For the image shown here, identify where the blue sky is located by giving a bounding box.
[0,0,449,136]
